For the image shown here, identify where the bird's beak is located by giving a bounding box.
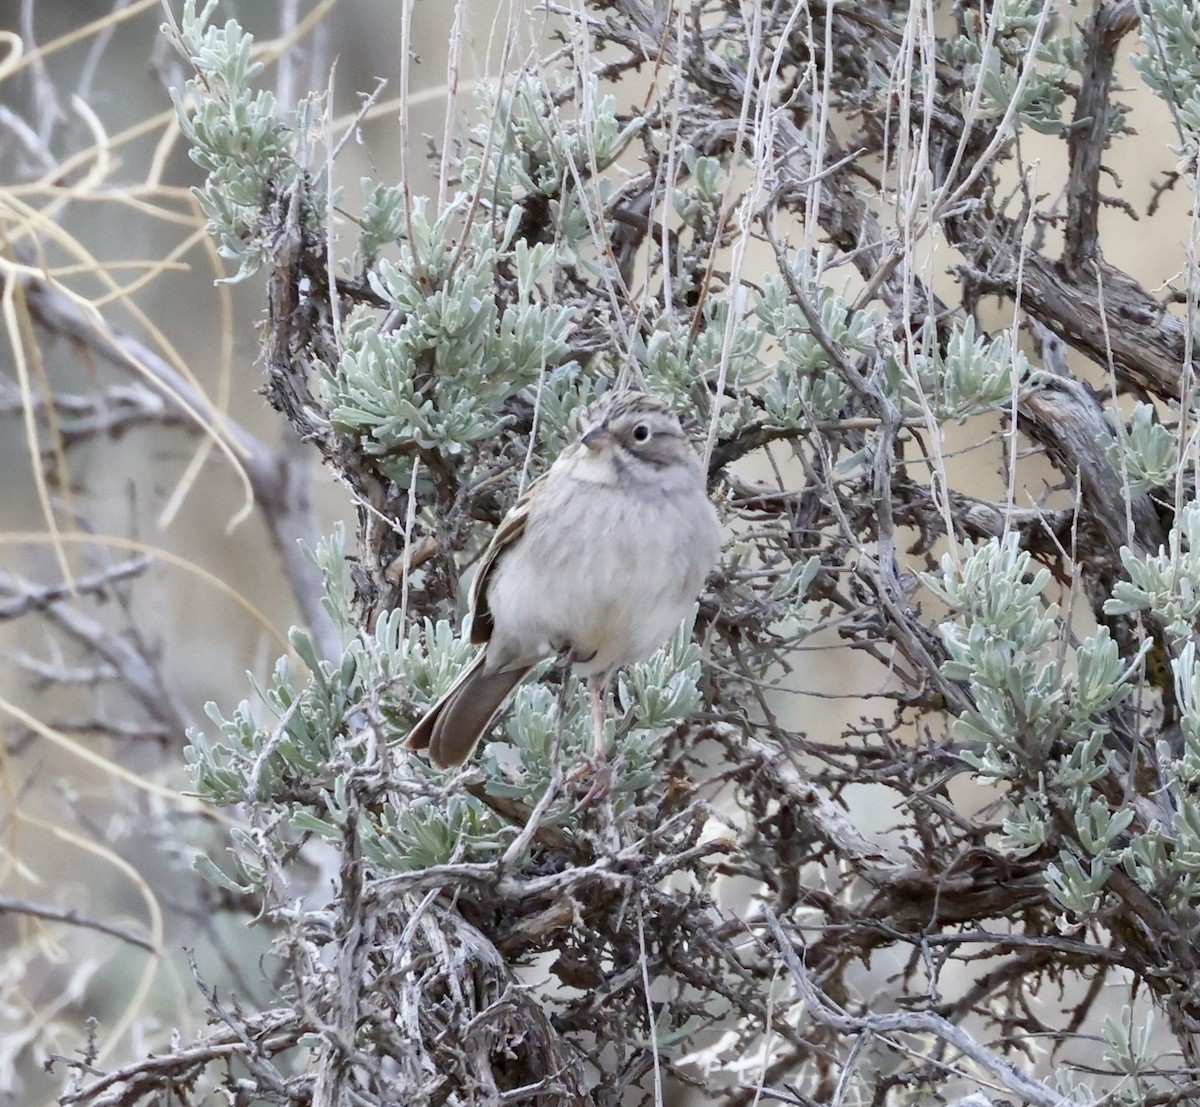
[582,423,615,452]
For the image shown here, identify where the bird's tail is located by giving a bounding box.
[405,650,531,768]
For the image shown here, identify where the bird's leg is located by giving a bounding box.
[555,646,611,805]
[576,675,612,806]
[548,662,574,778]
[589,679,606,755]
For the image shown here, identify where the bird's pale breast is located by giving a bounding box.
[483,459,718,677]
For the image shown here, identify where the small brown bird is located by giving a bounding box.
[406,390,721,769]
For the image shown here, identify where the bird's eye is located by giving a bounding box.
[632,422,651,443]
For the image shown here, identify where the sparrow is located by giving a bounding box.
[405,390,721,769]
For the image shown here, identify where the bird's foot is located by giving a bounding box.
[569,750,612,808]
[553,641,598,668]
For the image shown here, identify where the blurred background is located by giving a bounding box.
[0,2,498,1100]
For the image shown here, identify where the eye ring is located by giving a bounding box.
[631,422,652,443]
